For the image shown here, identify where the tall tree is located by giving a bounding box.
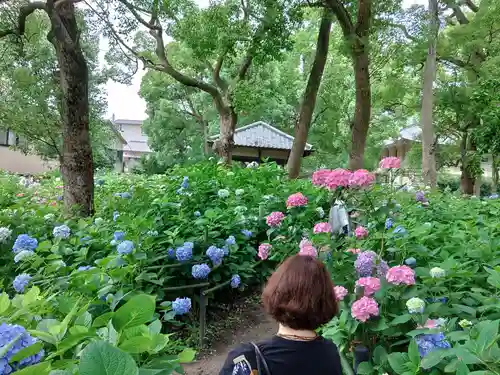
[420,0,438,187]
[324,0,372,170]
[287,8,333,178]
[0,0,94,216]
[92,0,301,164]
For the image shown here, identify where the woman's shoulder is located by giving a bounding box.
[219,342,257,375]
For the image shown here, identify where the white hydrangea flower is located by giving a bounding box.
[14,250,35,263]
[0,227,12,243]
[218,189,230,198]
[316,207,325,218]
[44,213,55,222]
[429,267,446,278]
[235,189,244,196]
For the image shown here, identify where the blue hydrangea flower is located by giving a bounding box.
[416,333,451,357]
[117,240,134,255]
[489,194,499,199]
[183,242,194,249]
[206,246,224,266]
[226,236,236,246]
[113,231,125,241]
[12,234,38,254]
[77,266,92,271]
[192,264,211,279]
[194,211,201,217]
[393,225,407,235]
[113,211,120,222]
[241,229,252,239]
[14,250,35,263]
[147,230,158,237]
[95,179,105,186]
[405,257,417,268]
[80,236,91,243]
[172,297,191,315]
[222,244,229,256]
[0,323,44,373]
[114,192,131,199]
[426,297,448,304]
[167,248,175,259]
[385,218,393,230]
[13,274,32,293]
[176,246,192,262]
[53,225,71,239]
[56,195,63,201]
[231,274,241,288]
[181,176,189,189]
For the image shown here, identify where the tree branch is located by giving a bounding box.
[0,2,47,38]
[464,0,479,13]
[116,0,161,30]
[445,1,469,24]
[323,0,354,37]
[384,21,419,42]
[211,48,230,91]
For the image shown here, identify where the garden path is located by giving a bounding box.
[183,307,277,375]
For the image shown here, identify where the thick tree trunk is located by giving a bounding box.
[460,132,475,194]
[202,119,209,155]
[348,0,372,171]
[421,0,438,188]
[287,10,333,178]
[49,1,94,216]
[215,105,237,165]
[492,154,499,193]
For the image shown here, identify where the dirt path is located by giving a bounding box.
[183,307,277,375]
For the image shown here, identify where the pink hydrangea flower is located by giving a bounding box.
[266,211,285,227]
[349,169,375,188]
[386,265,416,285]
[325,169,352,190]
[311,169,331,187]
[379,157,401,169]
[423,319,438,329]
[258,243,272,260]
[351,296,379,322]
[346,248,361,254]
[354,226,369,239]
[286,192,308,208]
[355,277,381,296]
[313,222,332,234]
[334,286,348,301]
[298,238,317,257]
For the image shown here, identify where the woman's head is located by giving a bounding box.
[262,255,338,331]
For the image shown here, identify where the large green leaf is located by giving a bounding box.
[11,362,51,375]
[178,348,196,363]
[112,294,156,331]
[388,353,409,374]
[119,336,153,354]
[10,342,43,363]
[79,341,139,375]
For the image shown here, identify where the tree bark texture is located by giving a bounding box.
[213,104,237,165]
[48,0,94,216]
[492,154,499,193]
[287,9,333,178]
[420,0,438,188]
[460,132,475,194]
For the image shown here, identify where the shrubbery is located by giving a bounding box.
[1,161,500,374]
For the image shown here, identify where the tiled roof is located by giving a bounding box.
[209,121,313,150]
[114,119,144,125]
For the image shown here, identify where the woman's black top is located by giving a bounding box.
[219,335,343,375]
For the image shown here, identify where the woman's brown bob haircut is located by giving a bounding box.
[262,255,339,330]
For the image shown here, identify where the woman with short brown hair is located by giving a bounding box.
[219,255,342,375]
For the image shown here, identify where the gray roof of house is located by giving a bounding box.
[113,119,143,125]
[383,125,455,146]
[209,121,313,150]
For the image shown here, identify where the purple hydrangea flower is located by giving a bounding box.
[13,274,32,293]
[192,264,211,279]
[0,323,44,373]
[416,191,425,202]
[172,297,191,315]
[113,211,120,222]
[226,236,236,246]
[231,274,241,288]
[354,251,377,277]
[181,176,189,189]
[167,248,175,259]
